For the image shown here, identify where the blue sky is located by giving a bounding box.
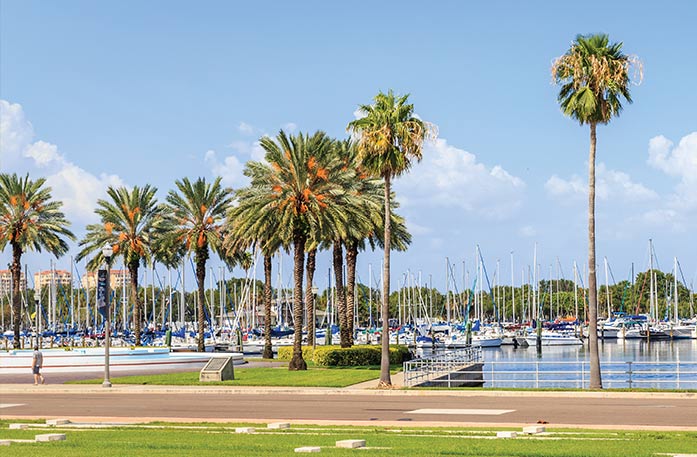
[1,0,696,292]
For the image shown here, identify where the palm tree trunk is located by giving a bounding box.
[128,260,141,346]
[333,241,349,347]
[304,248,317,347]
[263,254,274,359]
[289,230,307,370]
[379,174,392,387]
[11,241,22,349]
[588,122,602,389]
[195,247,209,352]
[346,240,358,347]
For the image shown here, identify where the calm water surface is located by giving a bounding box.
[421,340,697,389]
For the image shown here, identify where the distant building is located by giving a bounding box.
[0,269,27,296]
[33,270,72,293]
[81,270,131,290]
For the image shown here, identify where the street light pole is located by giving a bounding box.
[102,243,113,388]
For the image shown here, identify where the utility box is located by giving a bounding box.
[199,356,234,382]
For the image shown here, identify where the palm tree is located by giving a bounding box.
[162,177,234,352]
[250,130,354,370]
[553,34,640,389]
[0,173,74,348]
[348,90,431,387]
[225,184,284,359]
[76,185,161,346]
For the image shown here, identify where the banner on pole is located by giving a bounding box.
[97,269,108,318]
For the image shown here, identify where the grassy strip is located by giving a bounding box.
[68,366,392,387]
[2,421,696,456]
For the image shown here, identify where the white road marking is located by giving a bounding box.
[0,403,25,409]
[406,408,514,416]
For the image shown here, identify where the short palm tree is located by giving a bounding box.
[553,34,640,389]
[77,185,161,346]
[0,173,74,348]
[162,177,234,352]
[250,130,354,370]
[348,90,431,387]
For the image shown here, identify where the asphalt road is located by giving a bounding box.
[2,387,696,430]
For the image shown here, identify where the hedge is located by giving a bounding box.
[276,344,411,366]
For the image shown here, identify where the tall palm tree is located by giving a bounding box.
[0,173,74,348]
[162,177,234,352]
[553,34,640,389]
[77,185,161,346]
[249,130,354,370]
[348,90,431,387]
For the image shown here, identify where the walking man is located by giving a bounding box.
[32,345,45,385]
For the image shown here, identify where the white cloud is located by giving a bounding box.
[647,132,697,210]
[396,138,525,219]
[282,122,298,133]
[23,140,61,167]
[205,149,247,187]
[545,163,657,202]
[237,122,254,135]
[0,99,125,225]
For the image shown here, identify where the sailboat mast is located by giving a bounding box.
[604,257,610,319]
[510,252,515,323]
[674,257,679,323]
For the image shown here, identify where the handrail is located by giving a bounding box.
[403,346,482,387]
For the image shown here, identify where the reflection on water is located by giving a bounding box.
[487,339,697,363]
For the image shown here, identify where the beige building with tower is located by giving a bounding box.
[33,270,73,293]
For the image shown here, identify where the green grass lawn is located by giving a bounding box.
[68,366,395,387]
[2,420,696,457]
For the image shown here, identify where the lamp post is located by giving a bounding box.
[101,243,113,388]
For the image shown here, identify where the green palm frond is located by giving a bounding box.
[552,33,640,125]
[0,173,75,255]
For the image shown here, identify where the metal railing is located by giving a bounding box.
[479,360,697,389]
[403,346,482,387]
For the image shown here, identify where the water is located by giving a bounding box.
[419,339,697,389]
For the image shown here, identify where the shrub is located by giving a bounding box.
[276,345,315,361]
[312,345,411,367]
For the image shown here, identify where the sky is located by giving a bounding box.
[1,0,696,293]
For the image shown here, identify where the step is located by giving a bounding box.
[46,419,71,426]
[35,433,66,442]
[522,425,546,434]
[268,422,290,429]
[336,439,366,448]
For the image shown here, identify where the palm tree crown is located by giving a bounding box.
[553,34,640,125]
[348,90,430,180]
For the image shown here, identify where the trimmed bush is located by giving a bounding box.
[312,345,411,367]
[276,345,314,361]
[276,344,411,366]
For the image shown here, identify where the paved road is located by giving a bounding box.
[2,386,695,430]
